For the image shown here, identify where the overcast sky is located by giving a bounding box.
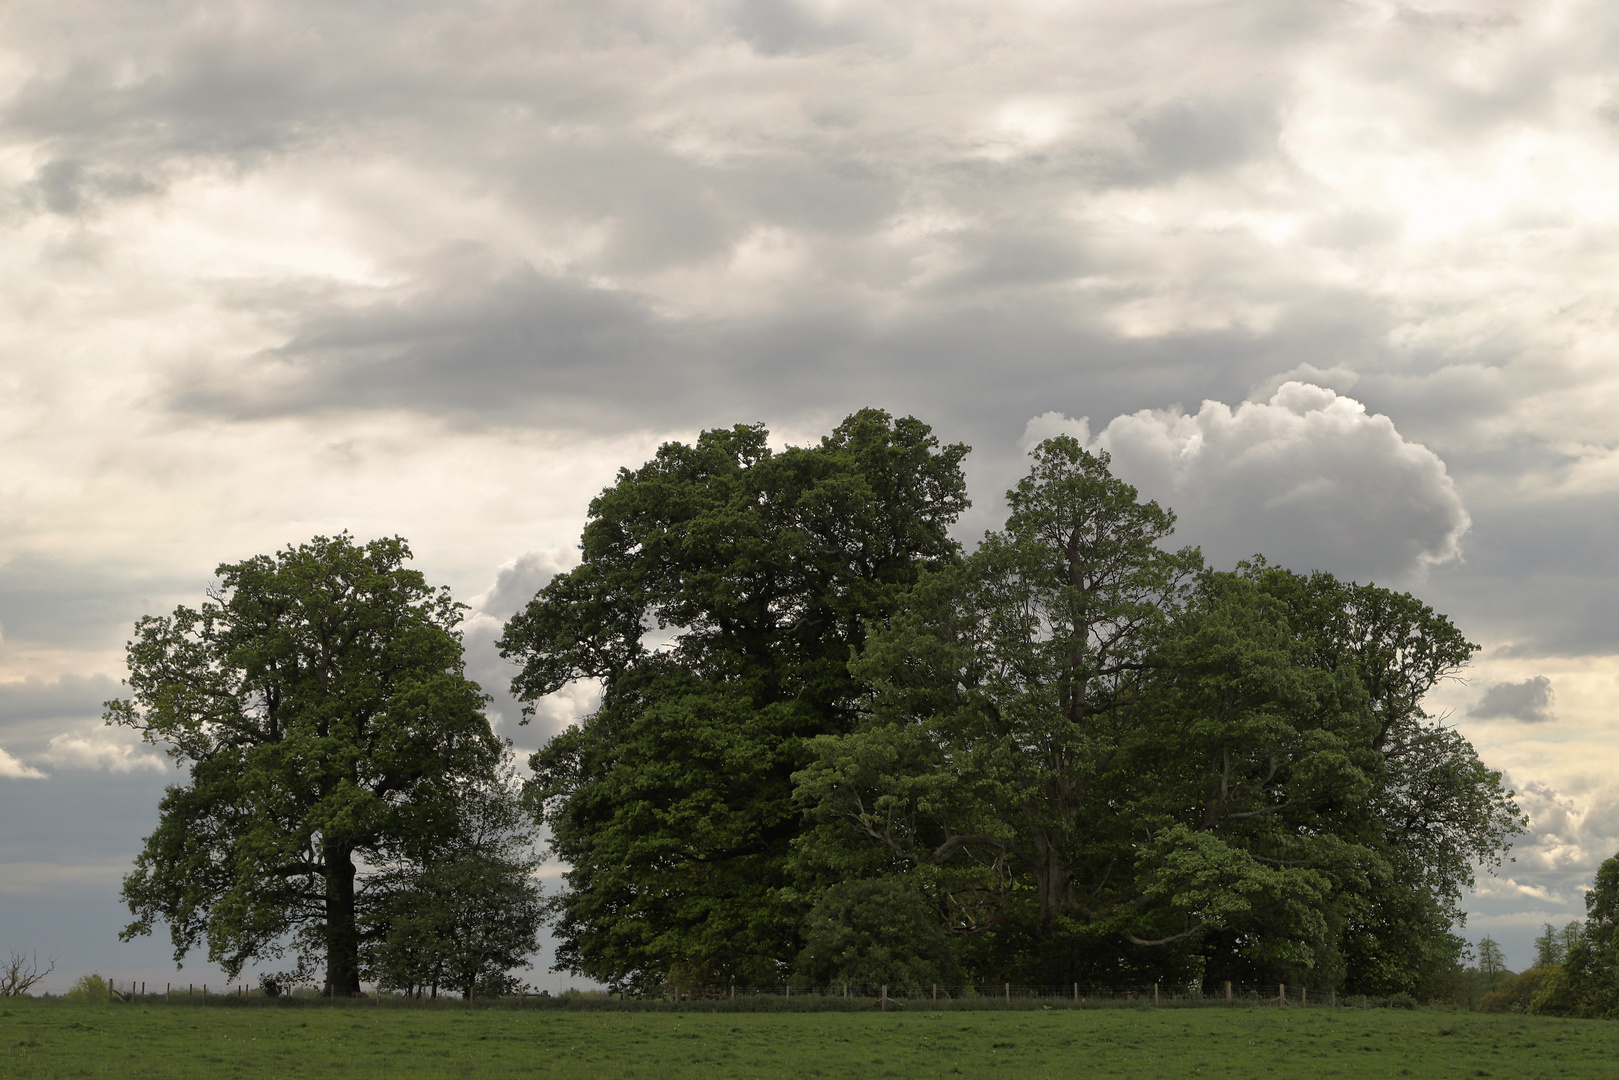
[4,0,1618,987]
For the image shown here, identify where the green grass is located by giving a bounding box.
[3,999,1616,1078]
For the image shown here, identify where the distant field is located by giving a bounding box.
[4,998,1617,1079]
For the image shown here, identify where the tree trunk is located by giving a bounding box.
[324,840,362,996]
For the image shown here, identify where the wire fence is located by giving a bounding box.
[77,978,1423,1011]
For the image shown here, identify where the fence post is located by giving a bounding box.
[1329,988,1335,1008]
[1154,984,1159,1007]
[1073,983,1078,1003]
[932,984,937,1001]
[1302,986,1307,1007]
[1278,983,1284,1006]
[881,986,888,1011]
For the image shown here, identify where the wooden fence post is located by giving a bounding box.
[1004,982,1010,1003]
[1154,984,1159,1007]
[1225,981,1232,1004]
[1302,987,1307,1007]
[932,984,937,1001]
[1278,983,1284,1006]
[1073,983,1078,1003]
[881,986,888,1011]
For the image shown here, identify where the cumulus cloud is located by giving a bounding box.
[472,550,575,620]
[1473,676,1556,723]
[1498,780,1619,894]
[39,725,165,774]
[1038,383,1471,582]
[0,747,47,779]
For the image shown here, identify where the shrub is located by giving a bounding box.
[63,974,109,1002]
[1478,967,1553,1013]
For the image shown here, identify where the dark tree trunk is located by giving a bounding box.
[324,840,361,996]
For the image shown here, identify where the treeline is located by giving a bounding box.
[111,409,1525,1001]
[1468,854,1619,1016]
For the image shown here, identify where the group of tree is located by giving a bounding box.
[499,410,1523,998]
[111,408,1527,1000]
[1472,855,1619,1017]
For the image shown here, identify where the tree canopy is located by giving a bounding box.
[504,417,1520,997]
[795,439,1520,994]
[111,534,509,995]
[499,409,970,991]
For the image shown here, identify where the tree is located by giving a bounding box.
[500,410,969,991]
[110,535,505,995]
[366,768,544,999]
[795,436,1205,984]
[794,438,1521,992]
[1535,922,1566,969]
[1477,937,1508,982]
[1,950,54,996]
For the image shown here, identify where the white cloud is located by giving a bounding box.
[1059,382,1470,582]
[0,746,47,779]
[39,725,165,774]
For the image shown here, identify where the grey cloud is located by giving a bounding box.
[1125,95,1281,183]
[473,552,573,620]
[1472,676,1555,723]
[1419,494,1619,657]
[730,0,866,56]
[0,555,193,652]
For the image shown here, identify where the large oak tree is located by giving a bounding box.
[111,534,504,995]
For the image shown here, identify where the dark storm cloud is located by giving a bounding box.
[1472,676,1556,723]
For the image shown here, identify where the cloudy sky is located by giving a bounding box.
[4,0,1618,988]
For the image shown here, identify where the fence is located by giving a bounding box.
[78,979,1421,1011]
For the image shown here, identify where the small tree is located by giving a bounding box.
[1534,922,1566,968]
[366,769,544,999]
[1476,937,1507,980]
[0,950,55,996]
[792,877,959,991]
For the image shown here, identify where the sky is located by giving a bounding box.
[3,0,1618,989]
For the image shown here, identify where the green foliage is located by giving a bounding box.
[501,410,969,992]
[508,417,1519,998]
[61,974,108,1002]
[1480,967,1554,1013]
[795,438,1520,994]
[365,769,544,999]
[792,877,959,990]
[110,534,506,994]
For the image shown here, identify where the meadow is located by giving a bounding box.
[4,998,1618,1079]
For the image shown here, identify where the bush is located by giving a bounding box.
[63,974,109,1002]
[1478,967,1553,1013]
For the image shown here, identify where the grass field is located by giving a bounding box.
[4,999,1617,1079]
